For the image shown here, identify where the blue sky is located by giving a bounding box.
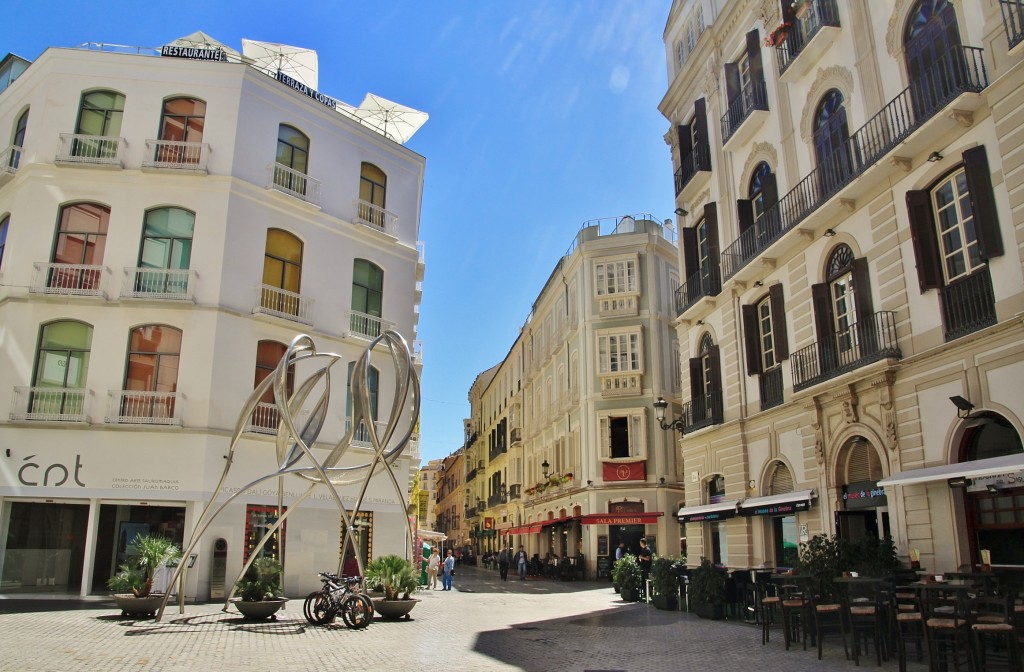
[3,1,676,462]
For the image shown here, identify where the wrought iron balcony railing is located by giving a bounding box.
[722,45,988,280]
[681,390,723,433]
[106,390,180,425]
[466,468,478,482]
[940,268,996,342]
[1001,0,1024,50]
[10,387,87,422]
[674,265,721,316]
[268,162,321,205]
[721,79,768,144]
[56,133,126,166]
[509,484,522,500]
[759,366,784,412]
[121,267,195,300]
[674,142,712,196]
[142,139,209,172]
[791,311,900,391]
[776,0,841,75]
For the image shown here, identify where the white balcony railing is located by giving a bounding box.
[353,200,398,236]
[600,373,643,397]
[30,262,107,297]
[106,390,180,425]
[121,267,196,301]
[141,140,209,172]
[346,310,395,340]
[10,387,87,422]
[1,145,22,184]
[55,133,126,167]
[598,294,639,317]
[253,284,314,325]
[412,340,424,362]
[268,162,321,206]
[245,402,312,435]
[346,419,390,447]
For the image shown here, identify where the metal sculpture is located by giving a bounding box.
[156,330,420,621]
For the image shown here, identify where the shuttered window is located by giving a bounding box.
[844,441,883,483]
[769,464,794,495]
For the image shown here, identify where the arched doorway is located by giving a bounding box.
[835,436,890,541]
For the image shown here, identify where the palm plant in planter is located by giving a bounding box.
[688,557,726,619]
[365,554,419,619]
[649,556,680,610]
[107,534,182,617]
[612,554,642,602]
[232,556,287,620]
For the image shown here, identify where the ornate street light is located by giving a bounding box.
[653,396,685,433]
[541,459,550,478]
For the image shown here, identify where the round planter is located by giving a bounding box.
[231,597,288,620]
[371,597,419,620]
[619,586,640,603]
[112,593,166,617]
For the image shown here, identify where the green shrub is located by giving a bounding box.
[650,556,680,597]
[612,554,642,592]
[235,556,283,602]
[106,534,182,597]
[365,554,418,600]
[689,557,725,606]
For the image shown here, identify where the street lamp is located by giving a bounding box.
[541,459,550,478]
[653,397,686,433]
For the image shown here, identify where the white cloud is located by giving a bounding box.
[609,65,630,94]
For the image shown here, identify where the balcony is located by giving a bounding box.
[674,266,721,316]
[141,140,209,173]
[346,420,390,448]
[253,284,314,325]
[600,373,642,398]
[940,268,997,342]
[30,263,107,298]
[776,0,841,81]
[267,162,321,206]
[674,142,712,199]
[412,340,424,363]
[0,145,22,185]
[487,492,505,507]
[466,506,479,519]
[721,80,768,149]
[722,45,988,282]
[791,311,900,391]
[466,468,478,482]
[346,310,395,340]
[681,390,723,433]
[510,427,522,445]
[509,484,522,500]
[1001,0,1024,52]
[489,443,507,461]
[55,133,126,167]
[246,402,282,435]
[120,268,196,301]
[759,366,784,412]
[106,390,180,426]
[353,200,398,237]
[597,293,639,317]
[9,387,87,422]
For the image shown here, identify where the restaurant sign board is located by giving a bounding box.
[740,499,810,517]
[843,480,887,510]
[276,71,338,109]
[160,45,227,61]
[678,508,737,524]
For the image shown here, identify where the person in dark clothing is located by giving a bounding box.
[498,546,510,581]
[637,538,652,600]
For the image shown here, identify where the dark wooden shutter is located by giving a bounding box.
[677,124,692,162]
[742,303,761,375]
[746,30,764,86]
[693,98,709,150]
[811,282,833,340]
[689,357,702,399]
[763,170,778,210]
[737,199,754,234]
[705,203,720,275]
[725,62,740,106]
[682,226,698,279]
[906,189,943,291]
[962,146,1004,260]
[851,257,875,318]
[770,283,789,360]
[709,346,723,422]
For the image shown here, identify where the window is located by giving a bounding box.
[10,108,27,169]
[137,207,194,294]
[123,325,182,419]
[73,90,125,159]
[597,328,642,374]
[251,340,295,431]
[679,203,721,307]
[749,163,776,226]
[594,257,637,296]
[813,90,854,195]
[244,504,286,563]
[723,30,767,139]
[347,361,380,442]
[743,285,789,408]
[351,258,384,337]
[156,97,205,163]
[275,124,309,194]
[827,245,857,348]
[50,203,110,291]
[31,320,92,416]
[0,214,8,271]
[359,162,387,227]
[904,0,962,116]
[687,333,723,426]
[261,229,302,315]
[933,169,983,283]
[810,244,876,365]
[598,409,647,459]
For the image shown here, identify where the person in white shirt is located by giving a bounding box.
[427,548,440,590]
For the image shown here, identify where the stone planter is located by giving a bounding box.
[692,601,726,620]
[651,593,678,611]
[230,597,288,620]
[372,597,419,620]
[112,593,166,617]
[619,586,641,603]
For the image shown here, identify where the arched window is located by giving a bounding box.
[767,462,798,567]
[274,124,310,195]
[810,245,876,376]
[31,320,92,418]
[261,229,303,316]
[50,203,110,292]
[359,162,387,227]
[351,259,384,337]
[156,97,205,164]
[123,325,182,420]
[813,90,853,195]
[137,207,194,294]
[749,162,776,225]
[688,333,723,427]
[904,0,962,116]
[826,244,858,347]
[10,108,28,169]
[73,90,125,160]
[250,340,295,432]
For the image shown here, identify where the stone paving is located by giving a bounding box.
[0,565,928,672]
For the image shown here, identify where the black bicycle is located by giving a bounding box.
[302,572,373,628]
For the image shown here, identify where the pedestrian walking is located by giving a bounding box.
[637,538,652,600]
[427,547,440,590]
[514,544,528,581]
[442,549,456,590]
[498,546,510,581]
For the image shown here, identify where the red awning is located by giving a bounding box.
[579,512,664,525]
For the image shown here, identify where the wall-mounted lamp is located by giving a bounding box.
[696,319,705,326]
[542,459,550,478]
[675,206,689,217]
[653,396,686,433]
[947,476,970,488]
[586,479,593,486]
[986,484,999,494]
[659,476,666,485]
[753,280,764,288]
[748,479,756,490]
[927,151,943,163]
[949,395,975,419]
[824,228,837,237]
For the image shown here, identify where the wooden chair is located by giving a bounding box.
[779,582,809,651]
[889,587,927,672]
[843,581,889,667]
[809,589,849,661]
[919,586,970,672]
[968,594,1022,672]
[757,579,782,645]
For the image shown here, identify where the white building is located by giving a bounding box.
[0,34,426,599]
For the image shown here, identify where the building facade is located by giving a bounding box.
[0,36,425,598]
[435,447,465,554]
[661,0,1024,573]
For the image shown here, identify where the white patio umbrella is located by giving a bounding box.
[352,93,429,144]
[242,39,319,89]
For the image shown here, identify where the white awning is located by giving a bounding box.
[878,453,1024,487]
[739,489,816,515]
[677,500,739,523]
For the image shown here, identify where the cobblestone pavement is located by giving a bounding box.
[0,565,928,672]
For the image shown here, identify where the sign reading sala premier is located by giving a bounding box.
[160,45,227,61]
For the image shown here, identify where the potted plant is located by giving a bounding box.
[796,533,842,604]
[107,533,182,617]
[688,557,726,619]
[649,556,680,610]
[612,554,642,602]
[365,554,420,619]
[231,556,287,620]
[842,535,900,579]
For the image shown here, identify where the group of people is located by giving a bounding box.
[426,548,457,590]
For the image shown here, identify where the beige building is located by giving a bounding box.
[661,0,1024,573]
[435,447,466,553]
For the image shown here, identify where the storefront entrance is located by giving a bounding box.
[2,501,89,594]
[92,503,185,592]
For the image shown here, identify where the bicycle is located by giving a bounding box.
[302,571,373,628]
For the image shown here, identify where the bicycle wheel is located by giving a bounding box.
[311,592,336,624]
[302,591,321,624]
[340,594,373,629]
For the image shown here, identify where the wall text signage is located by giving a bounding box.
[740,499,811,517]
[276,71,338,109]
[843,480,887,510]
[160,45,227,62]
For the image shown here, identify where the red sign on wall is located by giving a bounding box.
[484,517,494,530]
[602,460,646,482]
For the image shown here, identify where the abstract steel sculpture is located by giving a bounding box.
[156,330,420,621]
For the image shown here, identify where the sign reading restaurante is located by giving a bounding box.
[160,45,227,61]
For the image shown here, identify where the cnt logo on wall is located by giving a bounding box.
[2,449,183,492]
